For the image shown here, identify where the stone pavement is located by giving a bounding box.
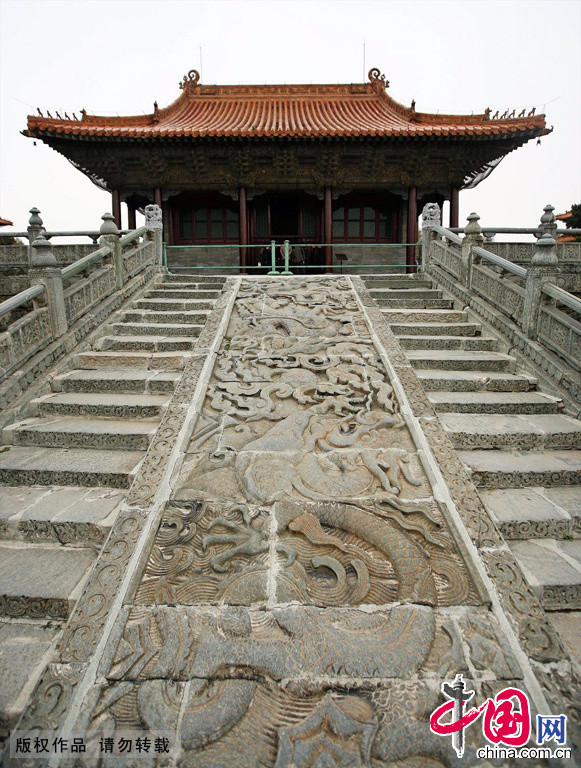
[1,274,579,767]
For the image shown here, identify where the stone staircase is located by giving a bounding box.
[0,273,224,740]
[365,273,581,667]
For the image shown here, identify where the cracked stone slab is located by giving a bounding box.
[107,604,435,682]
[134,500,270,607]
[83,677,495,767]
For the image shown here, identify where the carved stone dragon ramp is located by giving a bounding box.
[10,277,540,767]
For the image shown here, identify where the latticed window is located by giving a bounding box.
[332,205,393,241]
[178,205,239,242]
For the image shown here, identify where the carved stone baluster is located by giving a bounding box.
[462,212,483,288]
[28,236,68,338]
[523,233,559,339]
[420,202,441,272]
[145,203,164,267]
[99,212,122,288]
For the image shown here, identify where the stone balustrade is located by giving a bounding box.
[422,202,581,381]
[0,206,163,405]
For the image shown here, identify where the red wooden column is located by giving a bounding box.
[127,204,137,230]
[450,187,459,228]
[406,186,417,273]
[324,186,333,272]
[112,190,122,229]
[154,188,162,209]
[239,186,248,273]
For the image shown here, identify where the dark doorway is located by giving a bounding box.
[270,199,299,239]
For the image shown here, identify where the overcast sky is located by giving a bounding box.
[1,0,580,235]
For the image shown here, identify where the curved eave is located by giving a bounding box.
[25,125,551,143]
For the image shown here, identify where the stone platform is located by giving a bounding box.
[0,274,579,767]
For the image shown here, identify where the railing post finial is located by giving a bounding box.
[532,233,558,266]
[420,203,441,272]
[28,207,43,228]
[145,204,164,267]
[100,212,120,238]
[464,212,484,244]
[30,235,56,267]
[27,207,45,268]
[539,204,557,240]
[421,202,441,228]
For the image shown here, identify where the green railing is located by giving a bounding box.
[163,240,418,274]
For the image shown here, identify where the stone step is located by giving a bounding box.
[3,417,157,451]
[135,298,215,311]
[29,392,169,419]
[0,620,61,738]
[0,542,96,619]
[480,487,580,540]
[77,350,189,371]
[441,413,581,450]
[416,369,537,392]
[390,322,481,337]
[0,446,143,488]
[121,310,210,324]
[428,391,563,414]
[98,335,198,353]
[382,309,465,323]
[406,349,515,372]
[110,322,204,337]
[0,485,125,544]
[397,335,497,351]
[459,449,581,488]
[148,289,221,300]
[52,369,180,395]
[374,298,454,309]
[509,539,581,611]
[369,289,443,300]
[547,612,581,668]
[163,275,226,286]
[364,279,434,290]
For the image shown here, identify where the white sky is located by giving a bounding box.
[1,0,580,235]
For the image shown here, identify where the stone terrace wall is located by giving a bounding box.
[166,245,408,275]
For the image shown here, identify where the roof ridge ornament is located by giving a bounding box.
[368,68,389,91]
[180,69,201,90]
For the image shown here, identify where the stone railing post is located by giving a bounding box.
[522,234,559,339]
[145,204,164,267]
[538,203,557,240]
[27,207,44,267]
[420,202,441,271]
[28,236,68,338]
[99,212,122,288]
[462,212,483,287]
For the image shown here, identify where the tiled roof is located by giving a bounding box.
[0,217,13,227]
[26,69,549,141]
